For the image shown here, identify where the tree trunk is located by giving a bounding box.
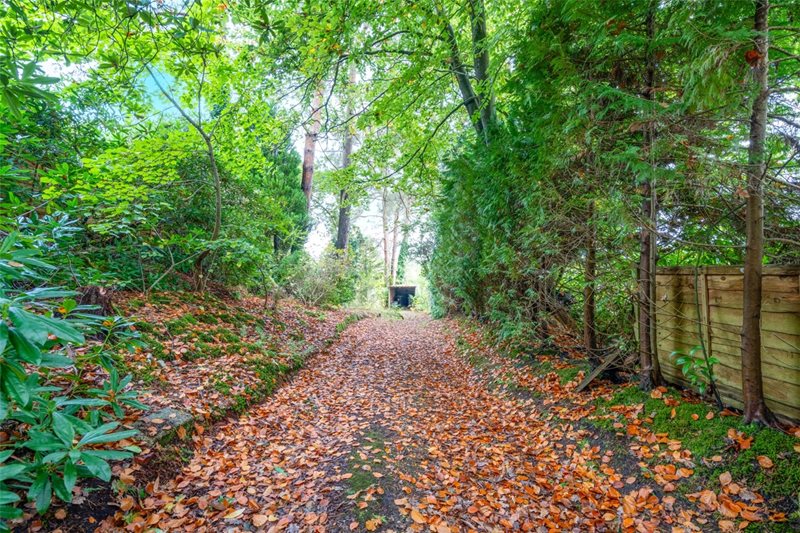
[583,202,597,354]
[435,0,490,142]
[78,286,114,316]
[334,68,356,252]
[638,2,663,390]
[389,200,401,284]
[193,135,223,291]
[741,0,777,426]
[381,189,394,306]
[334,189,351,251]
[468,0,494,134]
[145,65,222,293]
[301,84,323,211]
[382,189,391,283]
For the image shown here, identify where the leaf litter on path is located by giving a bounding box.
[105,314,793,532]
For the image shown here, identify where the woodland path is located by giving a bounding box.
[120,315,686,532]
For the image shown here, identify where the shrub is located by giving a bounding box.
[284,250,356,307]
[0,233,143,528]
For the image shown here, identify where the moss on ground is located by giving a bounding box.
[455,322,799,528]
[347,429,389,526]
[336,313,362,335]
[594,385,800,506]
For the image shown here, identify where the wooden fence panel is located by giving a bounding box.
[655,266,800,423]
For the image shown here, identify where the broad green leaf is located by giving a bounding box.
[51,412,75,446]
[80,453,111,481]
[8,328,41,365]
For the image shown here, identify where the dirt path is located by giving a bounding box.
[112,316,693,532]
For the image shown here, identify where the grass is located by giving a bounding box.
[555,366,582,385]
[456,322,799,528]
[164,314,198,336]
[347,429,389,525]
[184,340,224,360]
[211,374,233,395]
[593,385,800,506]
[336,312,364,335]
[195,312,219,325]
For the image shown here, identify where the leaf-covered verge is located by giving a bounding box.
[454,320,800,532]
[14,291,360,532]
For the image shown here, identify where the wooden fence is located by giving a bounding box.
[655,266,800,423]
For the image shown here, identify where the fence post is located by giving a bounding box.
[698,269,712,363]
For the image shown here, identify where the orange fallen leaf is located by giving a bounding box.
[719,499,741,518]
[119,496,135,512]
[757,455,773,469]
[365,517,382,531]
[252,514,268,527]
[719,471,732,486]
[410,509,425,524]
[224,508,244,520]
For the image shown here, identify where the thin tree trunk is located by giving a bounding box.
[638,2,663,390]
[146,65,221,292]
[389,200,401,284]
[394,198,410,286]
[382,189,392,306]
[334,188,351,251]
[434,0,486,142]
[741,0,777,426]
[301,84,323,211]
[335,68,356,252]
[468,0,494,133]
[583,202,597,354]
[382,189,390,283]
[192,134,222,291]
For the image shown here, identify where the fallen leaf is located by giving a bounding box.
[224,508,244,520]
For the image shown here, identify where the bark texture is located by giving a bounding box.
[637,2,663,390]
[583,202,597,354]
[301,85,323,211]
[741,0,777,426]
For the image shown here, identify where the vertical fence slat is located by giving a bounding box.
[655,266,800,423]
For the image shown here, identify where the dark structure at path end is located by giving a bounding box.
[389,286,416,308]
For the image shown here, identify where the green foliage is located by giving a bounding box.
[0,234,143,527]
[284,250,358,308]
[671,346,719,396]
[425,0,800,357]
[594,385,800,503]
